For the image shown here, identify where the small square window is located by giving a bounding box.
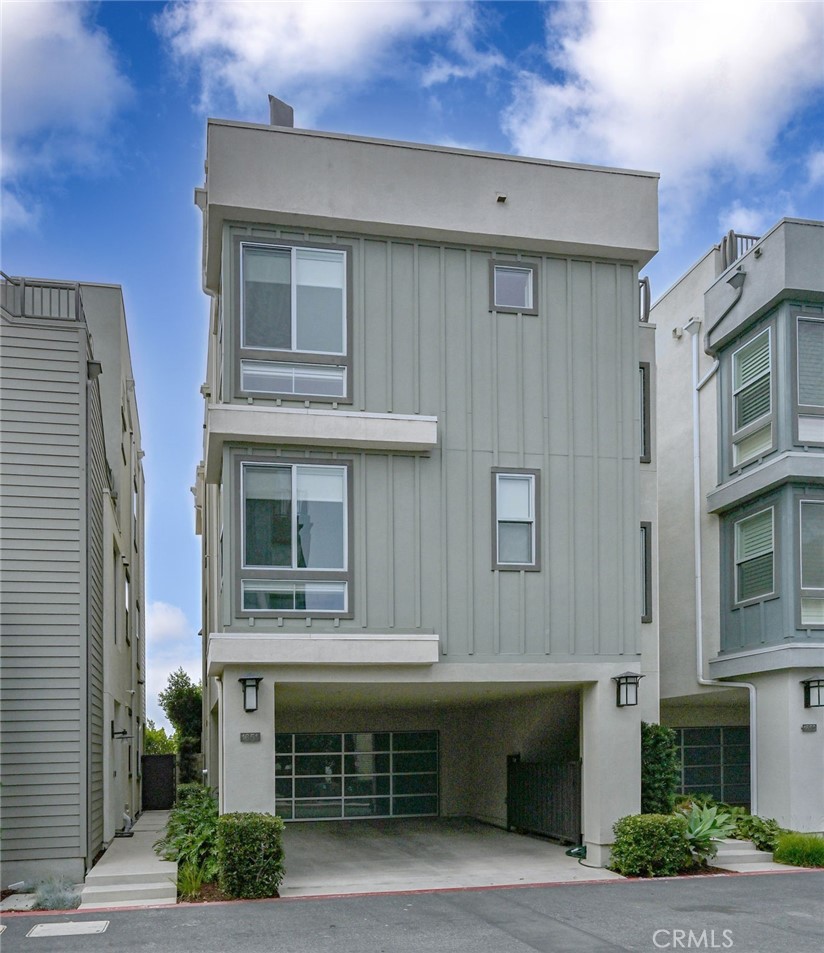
[489,262,538,314]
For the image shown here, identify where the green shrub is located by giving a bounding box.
[154,785,219,882]
[773,833,824,868]
[33,877,81,910]
[610,813,693,877]
[177,736,202,784]
[177,861,208,900]
[732,813,787,852]
[217,813,285,899]
[641,723,681,815]
[682,804,737,864]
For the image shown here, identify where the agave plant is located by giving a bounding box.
[682,804,737,864]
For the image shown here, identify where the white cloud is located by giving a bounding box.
[156,0,497,123]
[0,2,131,230]
[807,150,824,187]
[502,1,824,206]
[717,198,793,238]
[145,601,201,731]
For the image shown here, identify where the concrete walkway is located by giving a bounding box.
[79,811,177,909]
[280,817,622,898]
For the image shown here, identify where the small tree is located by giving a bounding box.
[158,668,203,782]
[641,722,681,814]
[144,719,177,754]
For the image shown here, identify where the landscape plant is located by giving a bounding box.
[158,668,202,782]
[681,803,736,864]
[610,813,693,877]
[217,813,285,899]
[641,722,681,815]
[154,785,219,882]
[731,813,787,852]
[32,877,81,910]
[772,833,824,868]
[177,861,209,900]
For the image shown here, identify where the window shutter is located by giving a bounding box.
[798,319,824,408]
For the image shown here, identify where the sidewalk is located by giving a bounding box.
[78,811,177,910]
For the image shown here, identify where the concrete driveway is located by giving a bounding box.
[280,817,621,897]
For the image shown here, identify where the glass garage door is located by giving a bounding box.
[674,726,750,806]
[275,731,439,820]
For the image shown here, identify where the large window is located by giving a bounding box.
[674,727,750,807]
[238,240,349,400]
[796,315,824,445]
[800,500,824,626]
[240,461,349,615]
[492,470,539,570]
[734,507,774,603]
[731,328,773,467]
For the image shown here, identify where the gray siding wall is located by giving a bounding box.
[0,314,85,869]
[86,372,106,860]
[219,226,642,660]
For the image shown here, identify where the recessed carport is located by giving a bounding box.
[279,816,622,897]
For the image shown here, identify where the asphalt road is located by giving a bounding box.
[2,872,822,953]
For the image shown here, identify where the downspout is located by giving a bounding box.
[685,317,758,814]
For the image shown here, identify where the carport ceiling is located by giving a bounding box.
[275,680,580,712]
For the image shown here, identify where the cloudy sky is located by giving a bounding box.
[2,0,823,729]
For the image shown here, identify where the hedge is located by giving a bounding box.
[610,813,693,877]
[773,833,824,868]
[217,812,285,898]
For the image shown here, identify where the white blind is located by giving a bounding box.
[296,249,345,289]
[244,246,290,283]
[497,474,532,520]
[244,465,290,501]
[297,466,345,503]
[798,319,824,408]
[736,509,773,562]
[734,330,770,390]
[801,501,824,590]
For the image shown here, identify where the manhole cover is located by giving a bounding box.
[27,921,109,937]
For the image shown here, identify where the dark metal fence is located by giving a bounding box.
[506,755,581,845]
[141,754,176,810]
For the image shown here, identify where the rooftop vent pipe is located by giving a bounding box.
[268,95,294,128]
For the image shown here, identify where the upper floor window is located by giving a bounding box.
[796,315,824,445]
[489,262,538,315]
[238,240,350,401]
[734,507,774,603]
[239,460,350,615]
[492,470,540,570]
[640,522,652,622]
[800,500,824,626]
[731,328,773,467]
[639,363,651,463]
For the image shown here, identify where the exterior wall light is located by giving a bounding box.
[239,676,263,712]
[612,672,644,707]
[801,678,824,709]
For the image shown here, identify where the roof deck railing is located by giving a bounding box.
[720,230,760,270]
[0,272,85,323]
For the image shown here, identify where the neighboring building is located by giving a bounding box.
[0,276,146,883]
[193,101,659,865]
[653,220,824,832]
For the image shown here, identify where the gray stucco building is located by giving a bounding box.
[653,219,824,831]
[0,277,146,883]
[194,103,659,865]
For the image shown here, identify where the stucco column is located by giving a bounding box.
[753,669,824,833]
[220,665,276,814]
[580,677,642,867]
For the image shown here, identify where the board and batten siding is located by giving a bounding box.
[0,314,85,868]
[220,227,641,660]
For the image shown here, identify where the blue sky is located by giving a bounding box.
[2,0,823,729]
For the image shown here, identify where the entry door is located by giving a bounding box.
[275,731,438,820]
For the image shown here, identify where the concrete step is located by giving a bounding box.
[713,838,773,865]
[79,880,177,906]
[83,868,175,887]
[79,896,178,910]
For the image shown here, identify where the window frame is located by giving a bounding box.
[491,468,541,571]
[793,311,824,448]
[733,504,777,606]
[729,325,775,471]
[798,495,824,630]
[639,362,651,463]
[488,260,539,315]
[640,521,652,623]
[234,236,353,404]
[235,455,354,618]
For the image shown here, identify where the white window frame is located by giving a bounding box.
[799,499,824,628]
[734,506,775,605]
[492,469,540,571]
[795,314,824,447]
[489,261,538,315]
[731,327,773,468]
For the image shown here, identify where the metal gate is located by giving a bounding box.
[141,754,176,810]
[506,754,581,845]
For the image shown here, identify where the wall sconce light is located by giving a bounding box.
[239,676,263,712]
[613,672,645,707]
[801,677,824,709]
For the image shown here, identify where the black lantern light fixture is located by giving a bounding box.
[239,676,263,712]
[612,672,644,708]
[801,677,824,709]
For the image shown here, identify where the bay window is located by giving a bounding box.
[800,500,824,626]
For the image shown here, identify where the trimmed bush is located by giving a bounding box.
[218,813,285,899]
[610,813,693,877]
[773,833,824,868]
[733,813,787,852]
[641,723,681,815]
